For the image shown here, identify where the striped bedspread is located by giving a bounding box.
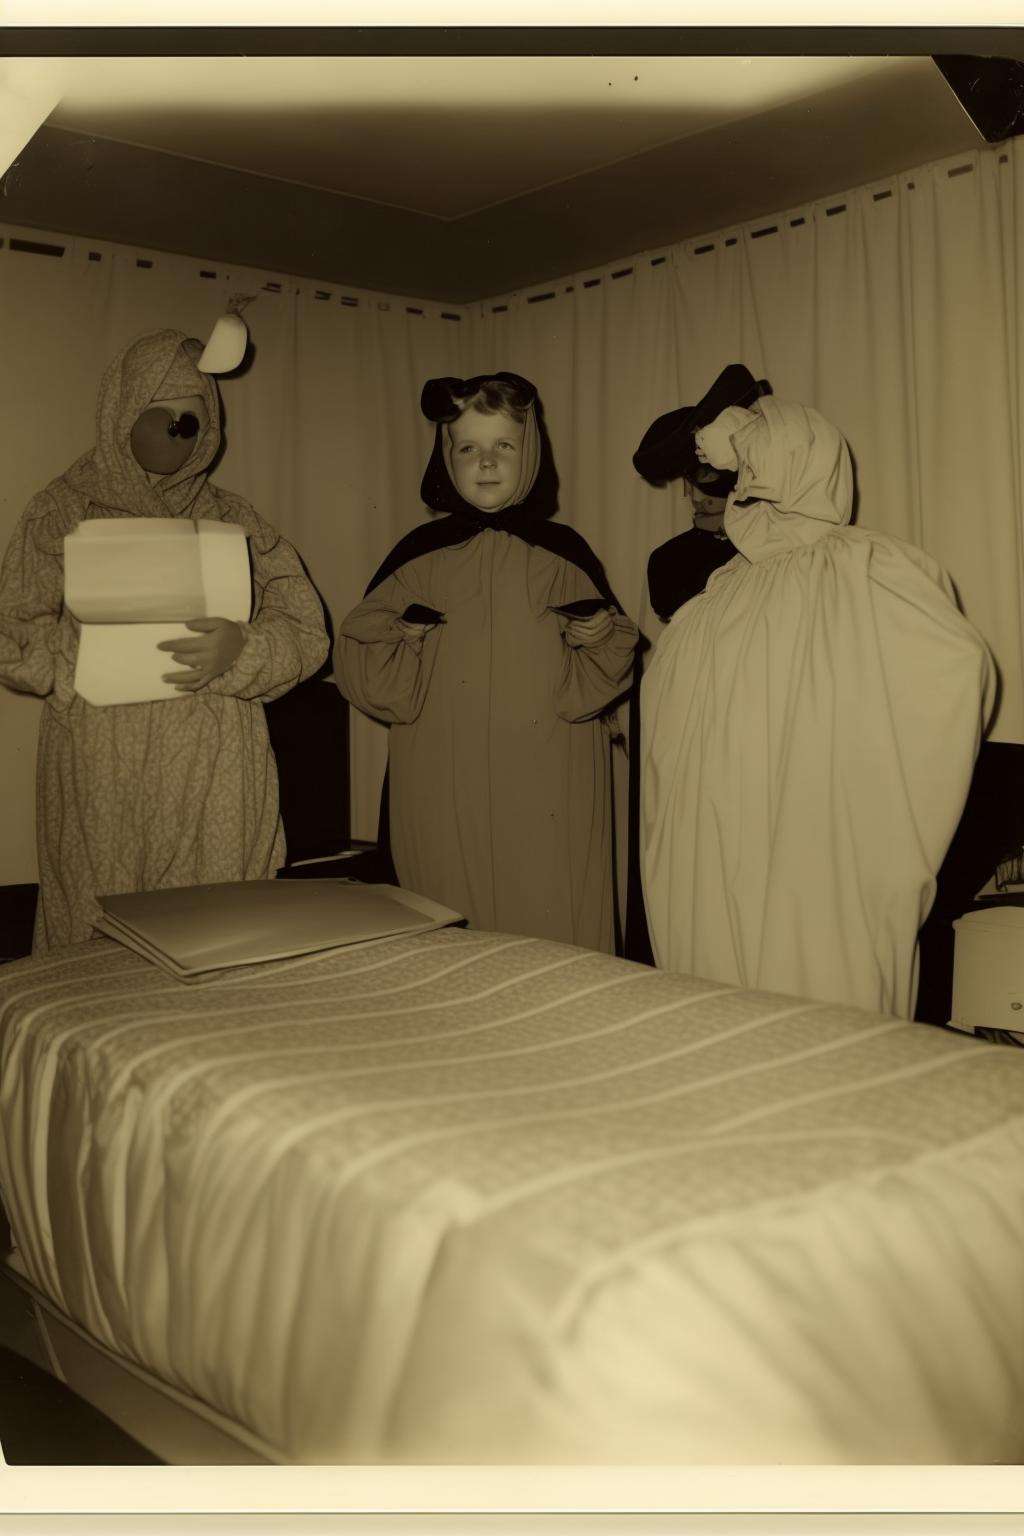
[1,928,1023,1464]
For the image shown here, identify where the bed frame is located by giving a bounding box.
[2,1256,274,1464]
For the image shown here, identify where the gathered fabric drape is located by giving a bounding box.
[2,137,1022,886]
[640,398,995,1017]
[468,139,1024,744]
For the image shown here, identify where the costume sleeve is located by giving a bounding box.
[0,493,64,698]
[555,611,639,723]
[334,567,443,726]
[205,509,329,703]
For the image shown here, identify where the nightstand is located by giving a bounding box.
[949,903,1024,1046]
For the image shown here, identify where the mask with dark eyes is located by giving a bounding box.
[129,407,202,475]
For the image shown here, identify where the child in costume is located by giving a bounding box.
[632,365,769,645]
[335,372,639,952]
[0,327,329,951]
[638,371,994,1017]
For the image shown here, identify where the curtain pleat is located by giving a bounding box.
[2,137,1022,879]
[475,142,1024,756]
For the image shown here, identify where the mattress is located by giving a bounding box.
[1,928,1022,1465]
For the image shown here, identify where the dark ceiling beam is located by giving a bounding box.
[0,27,1023,60]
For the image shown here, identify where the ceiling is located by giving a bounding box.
[43,55,914,222]
[1,53,988,302]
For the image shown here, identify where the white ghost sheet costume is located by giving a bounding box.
[640,397,995,1017]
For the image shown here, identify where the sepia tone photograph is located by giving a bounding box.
[0,15,1022,1525]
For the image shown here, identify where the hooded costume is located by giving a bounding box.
[641,396,994,1018]
[0,329,328,952]
[635,364,772,632]
[334,374,640,953]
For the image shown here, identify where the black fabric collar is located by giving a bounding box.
[367,403,620,608]
[366,509,622,609]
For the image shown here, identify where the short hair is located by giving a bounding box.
[453,377,531,424]
[421,372,537,426]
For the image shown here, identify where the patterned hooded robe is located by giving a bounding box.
[0,329,328,952]
[641,397,994,1017]
[334,381,639,952]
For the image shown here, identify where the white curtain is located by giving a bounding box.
[2,135,1022,884]
[0,226,468,879]
[468,138,1024,746]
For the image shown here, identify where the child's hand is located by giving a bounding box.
[394,617,436,648]
[157,618,246,690]
[564,609,615,648]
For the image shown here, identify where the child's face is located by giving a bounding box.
[448,407,525,513]
[690,486,728,519]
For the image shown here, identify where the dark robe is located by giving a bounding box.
[338,398,650,959]
[335,535,638,953]
[647,527,737,625]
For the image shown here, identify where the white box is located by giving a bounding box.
[950,905,1024,1035]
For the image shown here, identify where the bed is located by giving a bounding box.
[0,926,1022,1466]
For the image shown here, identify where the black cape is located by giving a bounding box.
[365,412,653,963]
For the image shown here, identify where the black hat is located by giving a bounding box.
[633,363,772,498]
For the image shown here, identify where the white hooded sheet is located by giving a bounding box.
[641,399,994,1018]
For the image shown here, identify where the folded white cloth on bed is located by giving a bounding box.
[95,879,462,979]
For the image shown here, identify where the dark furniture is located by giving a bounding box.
[915,742,1024,1025]
[263,674,351,865]
[265,674,392,883]
[0,884,38,965]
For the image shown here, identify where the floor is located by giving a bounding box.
[0,1209,46,1365]
[0,1214,161,1465]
